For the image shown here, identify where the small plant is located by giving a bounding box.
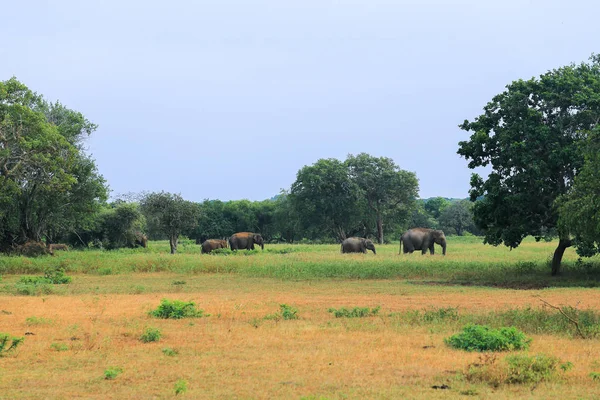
[590,372,600,381]
[328,306,380,318]
[139,327,162,343]
[211,248,233,255]
[174,379,188,395]
[104,366,123,380]
[162,347,179,356]
[172,280,186,285]
[50,342,69,351]
[445,324,531,352]
[149,299,206,319]
[280,304,298,320]
[43,266,72,284]
[0,333,24,356]
[98,267,113,276]
[25,316,53,326]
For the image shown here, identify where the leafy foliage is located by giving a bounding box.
[0,333,24,356]
[103,366,123,380]
[149,299,206,319]
[505,354,571,384]
[139,327,162,343]
[445,324,531,352]
[458,54,600,274]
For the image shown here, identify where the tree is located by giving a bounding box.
[140,192,200,254]
[290,158,363,241]
[272,190,301,243]
[458,55,600,275]
[346,153,419,244]
[0,78,107,250]
[438,200,476,236]
[424,197,450,220]
[193,200,233,243]
[557,126,600,257]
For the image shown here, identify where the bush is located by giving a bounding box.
[50,342,69,351]
[0,333,24,356]
[104,366,123,380]
[445,324,531,352]
[328,306,380,318]
[149,299,206,319]
[139,327,162,343]
[465,353,572,386]
[505,354,572,384]
[25,316,53,326]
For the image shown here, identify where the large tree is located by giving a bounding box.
[290,158,364,241]
[0,77,107,249]
[140,192,199,254]
[438,200,476,236]
[458,55,600,275]
[346,153,419,244]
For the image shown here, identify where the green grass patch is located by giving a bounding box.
[103,366,123,380]
[265,304,299,321]
[445,324,531,352]
[25,316,53,326]
[328,306,380,318]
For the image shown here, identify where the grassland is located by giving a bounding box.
[1,237,600,399]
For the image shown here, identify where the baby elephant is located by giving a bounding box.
[341,237,376,254]
[201,239,228,254]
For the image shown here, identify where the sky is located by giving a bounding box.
[1,0,598,201]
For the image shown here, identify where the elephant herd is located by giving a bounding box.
[200,228,447,255]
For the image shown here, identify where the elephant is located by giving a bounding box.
[228,232,264,251]
[341,237,376,254]
[201,239,228,254]
[399,228,446,255]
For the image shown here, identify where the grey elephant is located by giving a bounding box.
[399,228,446,255]
[341,237,376,254]
[201,239,228,254]
[229,232,264,251]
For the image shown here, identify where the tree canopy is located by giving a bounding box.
[0,77,107,250]
[458,54,600,274]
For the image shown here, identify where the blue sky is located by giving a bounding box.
[1,1,598,201]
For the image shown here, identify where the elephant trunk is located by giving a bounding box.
[372,248,376,255]
[260,242,264,250]
[442,241,447,256]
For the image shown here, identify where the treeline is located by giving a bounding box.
[0,78,480,254]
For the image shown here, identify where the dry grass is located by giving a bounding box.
[1,274,600,399]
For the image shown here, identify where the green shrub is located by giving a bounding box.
[174,379,188,395]
[265,304,299,321]
[211,248,233,255]
[14,282,54,296]
[18,267,71,286]
[162,347,179,356]
[149,299,206,319]
[505,354,572,384]
[445,324,531,352]
[104,366,123,380]
[139,327,162,343]
[590,372,600,381]
[328,306,380,318]
[0,333,24,356]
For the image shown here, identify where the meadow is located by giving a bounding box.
[1,237,600,399]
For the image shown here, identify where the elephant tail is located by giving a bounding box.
[399,235,403,255]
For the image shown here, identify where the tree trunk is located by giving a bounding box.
[376,212,384,244]
[169,234,178,254]
[551,237,572,276]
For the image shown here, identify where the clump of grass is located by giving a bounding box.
[400,307,460,325]
[139,327,162,343]
[465,353,572,386]
[19,267,71,286]
[97,267,114,276]
[172,280,186,285]
[50,342,69,351]
[149,299,206,319]
[328,306,380,318]
[211,248,233,255]
[0,333,24,357]
[174,379,188,395]
[162,347,179,356]
[104,366,123,380]
[265,247,296,254]
[590,372,600,382]
[265,304,299,321]
[445,324,531,352]
[25,316,53,326]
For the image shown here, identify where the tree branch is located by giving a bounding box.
[539,298,586,339]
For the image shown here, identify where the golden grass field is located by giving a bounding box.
[1,238,600,399]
